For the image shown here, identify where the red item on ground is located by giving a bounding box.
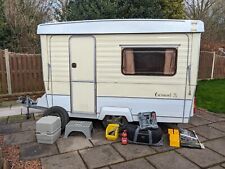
[194,97,197,114]
[121,130,128,145]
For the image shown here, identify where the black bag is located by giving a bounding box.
[122,124,162,145]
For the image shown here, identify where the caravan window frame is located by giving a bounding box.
[121,47,178,76]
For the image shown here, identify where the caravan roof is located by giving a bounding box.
[37,19,204,35]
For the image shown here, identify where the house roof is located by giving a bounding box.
[37,19,204,35]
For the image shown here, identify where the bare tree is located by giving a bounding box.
[185,0,217,19]
[3,0,55,52]
[53,0,70,21]
[185,0,225,43]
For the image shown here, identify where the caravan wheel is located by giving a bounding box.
[44,106,69,131]
[102,115,128,128]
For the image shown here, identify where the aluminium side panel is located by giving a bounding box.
[95,33,190,123]
[40,35,51,95]
[96,34,188,85]
[183,33,201,118]
[38,35,52,107]
[46,35,71,111]
[189,33,201,87]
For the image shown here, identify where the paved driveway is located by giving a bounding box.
[0,110,225,169]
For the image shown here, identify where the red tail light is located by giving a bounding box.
[194,97,197,114]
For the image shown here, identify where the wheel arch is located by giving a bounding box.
[97,107,133,122]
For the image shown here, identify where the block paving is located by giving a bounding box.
[0,110,225,169]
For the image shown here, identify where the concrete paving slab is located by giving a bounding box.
[0,106,42,117]
[4,131,35,145]
[178,123,194,129]
[0,123,21,134]
[80,144,124,169]
[99,167,110,169]
[90,130,114,146]
[146,151,200,169]
[57,135,93,153]
[209,121,225,132]
[41,151,86,169]
[152,135,174,153]
[213,113,225,119]
[111,158,155,169]
[152,144,174,153]
[113,142,156,160]
[196,112,225,122]
[207,166,224,169]
[197,134,208,142]
[221,163,225,168]
[191,126,225,139]
[8,114,34,124]
[205,138,225,156]
[189,116,212,126]
[177,148,225,168]
[20,142,59,160]
[21,121,36,131]
[0,116,8,125]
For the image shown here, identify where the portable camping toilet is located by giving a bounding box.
[36,19,204,128]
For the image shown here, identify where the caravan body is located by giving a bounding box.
[37,19,204,123]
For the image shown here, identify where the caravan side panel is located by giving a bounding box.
[38,35,71,111]
[184,33,201,118]
[50,36,71,111]
[95,34,197,123]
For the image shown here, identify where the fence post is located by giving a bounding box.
[4,49,12,95]
[211,52,216,80]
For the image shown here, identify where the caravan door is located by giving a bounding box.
[69,36,96,114]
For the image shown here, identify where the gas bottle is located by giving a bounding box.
[121,130,128,145]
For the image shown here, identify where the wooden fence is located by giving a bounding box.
[213,55,225,79]
[198,51,225,80]
[0,49,44,100]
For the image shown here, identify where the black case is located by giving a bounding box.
[122,124,162,145]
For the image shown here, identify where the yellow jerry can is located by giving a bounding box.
[168,128,180,148]
[105,124,119,141]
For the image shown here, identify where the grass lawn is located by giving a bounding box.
[196,79,225,114]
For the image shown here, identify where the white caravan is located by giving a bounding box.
[36,19,204,128]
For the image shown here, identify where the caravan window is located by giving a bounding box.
[122,48,177,76]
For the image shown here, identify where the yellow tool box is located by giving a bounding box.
[105,124,119,141]
[168,128,180,148]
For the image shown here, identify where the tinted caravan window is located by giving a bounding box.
[122,48,177,76]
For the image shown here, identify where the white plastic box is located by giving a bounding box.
[36,116,61,144]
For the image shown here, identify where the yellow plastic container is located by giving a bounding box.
[105,124,119,141]
[168,128,180,148]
